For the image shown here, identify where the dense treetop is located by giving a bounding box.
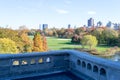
[0,28,48,54]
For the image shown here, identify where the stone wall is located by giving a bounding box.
[0,50,120,80]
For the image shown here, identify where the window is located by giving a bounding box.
[21,60,28,65]
[100,68,106,76]
[31,59,36,64]
[93,65,98,73]
[46,57,51,63]
[38,58,43,63]
[82,61,86,68]
[77,60,81,65]
[12,60,19,66]
[87,63,92,70]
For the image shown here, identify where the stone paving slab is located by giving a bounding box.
[15,72,83,80]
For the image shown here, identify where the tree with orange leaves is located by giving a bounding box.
[42,36,48,51]
[33,32,43,52]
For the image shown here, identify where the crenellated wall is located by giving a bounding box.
[0,50,120,80]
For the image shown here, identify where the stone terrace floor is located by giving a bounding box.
[15,72,84,80]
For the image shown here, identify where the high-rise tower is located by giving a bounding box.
[42,24,48,30]
[88,18,94,27]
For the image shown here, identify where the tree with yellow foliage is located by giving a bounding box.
[19,30,32,52]
[81,35,98,49]
[0,38,18,53]
[0,28,24,52]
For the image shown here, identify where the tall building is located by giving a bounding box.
[114,23,119,30]
[106,21,114,29]
[97,21,102,27]
[88,18,94,27]
[42,24,48,30]
[39,24,42,30]
[74,25,76,29]
[68,24,71,29]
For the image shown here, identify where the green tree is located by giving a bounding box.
[52,28,58,37]
[57,28,66,38]
[91,28,104,44]
[33,32,43,52]
[102,28,118,46]
[0,38,18,53]
[81,35,98,49]
[75,27,84,35]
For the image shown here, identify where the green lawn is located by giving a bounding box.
[29,36,110,51]
[47,37,112,51]
[47,37,81,50]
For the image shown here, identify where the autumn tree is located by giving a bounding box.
[51,28,58,37]
[47,30,54,36]
[19,25,29,31]
[33,32,43,52]
[18,30,32,52]
[57,28,66,38]
[64,29,74,38]
[71,34,80,44]
[0,38,18,53]
[28,29,37,36]
[75,27,85,35]
[81,35,98,49]
[0,28,24,52]
[42,36,48,51]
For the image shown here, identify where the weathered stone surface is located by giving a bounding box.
[0,50,120,80]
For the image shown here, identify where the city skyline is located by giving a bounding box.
[1,0,120,29]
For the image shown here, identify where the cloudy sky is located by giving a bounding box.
[0,0,120,29]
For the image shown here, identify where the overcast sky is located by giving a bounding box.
[0,0,120,29]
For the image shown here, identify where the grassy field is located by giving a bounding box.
[29,36,110,51]
[47,37,81,50]
[47,37,112,51]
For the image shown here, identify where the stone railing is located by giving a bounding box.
[69,50,120,80]
[0,50,120,80]
[0,51,69,79]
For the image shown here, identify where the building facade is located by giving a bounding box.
[88,18,94,27]
[42,24,48,30]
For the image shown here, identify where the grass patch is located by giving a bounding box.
[29,36,110,51]
[82,45,111,52]
[96,45,111,52]
[47,37,81,50]
[47,37,112,51]
[29,36,34,40]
